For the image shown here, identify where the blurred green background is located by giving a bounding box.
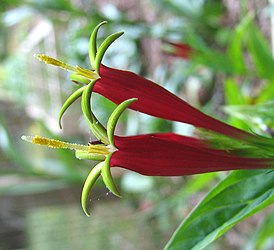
[0,0,274,249]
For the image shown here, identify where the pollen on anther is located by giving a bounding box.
[34,54,76,71]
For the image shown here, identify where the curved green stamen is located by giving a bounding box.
[81,81,96,124]
[88,21,124,72]
[81,162,104,216]
[94,31,124,73]
[101,154,121,198]
[81,80,109,144]
[58,86,86,129]
[89,21,108,69]
[107,98,137,146]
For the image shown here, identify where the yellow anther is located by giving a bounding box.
[21,135,111,155]
[35,54,100,81]
[22,135,88,150]
[34,54,76,71]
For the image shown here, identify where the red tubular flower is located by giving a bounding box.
[22,96,273,216]
[22,131,272,217]
[36,22,255,141]
[94,65,252,140]
[165,42,193,59]
[111,133,272,176]
[30,22,274,216]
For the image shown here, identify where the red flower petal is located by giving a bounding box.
[94,65,252,140]
[166,42,193,59]
[110,134,271,176]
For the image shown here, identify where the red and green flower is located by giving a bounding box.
[22,98,273,216]
[36,22,268,144]
[164,41,193,59]
[23,21,274,216]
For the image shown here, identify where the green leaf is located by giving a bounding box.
[246,24,274,80]
[107,98,137,146]
[164,170,274,250]
[257,81,274,103]
[223,78,249,130]
[246,210,274,250]
[227,14,252,74]
[151,173,217,219]
[101,154,121,198]
[94,31,124,73]
[58,86,85,129]
[81,161,103,216]
[224,101,274,140]
[224,78,245,106]
[89,21,108,69]
[193,50,233,73]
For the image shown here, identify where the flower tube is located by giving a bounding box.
[111,133,272,176]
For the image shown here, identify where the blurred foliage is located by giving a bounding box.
[0,0,274,249]
[245,209,274,250]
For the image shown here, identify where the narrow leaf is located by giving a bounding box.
[107,98,137,146]
[58,86,85,128]
[246,210,274,250]
[224,78,245,106]
[246,24,274,79]
[227,14,252,74]
[223,78,249,130]
[165,170,274,250]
